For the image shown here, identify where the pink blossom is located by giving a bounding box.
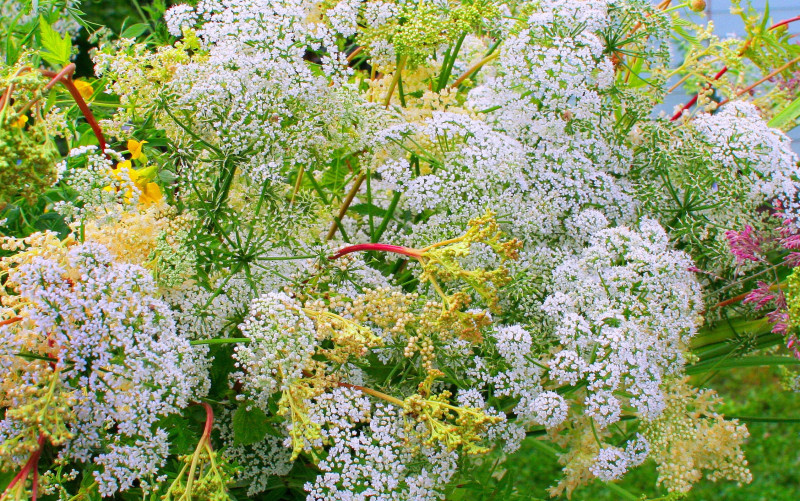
[743,281,776,310]
[725,225,764,263]
[780,234,800,250]
[787,334,800,359]
[767,310,790,335]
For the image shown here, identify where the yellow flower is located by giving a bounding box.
[73,80,94,101]
[10,115,28,128]
[107,161,163,206]
[127,139,148,160]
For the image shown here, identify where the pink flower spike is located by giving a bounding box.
[743,281,776,310]
[767,310,789,335]
[725,225,764,263]
[785,252,800,267]
[781,234,800,250]
[787,334,800,360]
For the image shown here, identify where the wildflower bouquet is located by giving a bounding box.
[2,0,800,499]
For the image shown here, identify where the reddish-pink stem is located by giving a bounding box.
[40,65,107,154]
[2,433,46,500]
[671,14,800,121]
[201,402,213,440]
[32,467,38,501]
[330,243,423,260]
[43,64,76,92]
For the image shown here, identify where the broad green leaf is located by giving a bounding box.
[38,16,71,67]
[232,402,269,446]
[687,355,800,375]
[768,95,800,130]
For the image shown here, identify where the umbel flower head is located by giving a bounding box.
[0,232,209,496]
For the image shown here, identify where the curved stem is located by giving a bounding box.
[42,63,76,92]
[383,56,407,109]
[346,46,363,63]
[40,64,107,154]
[329,243,423,260]
[337,381,405,407]
[449,52,500,89]
[1,433,46,500]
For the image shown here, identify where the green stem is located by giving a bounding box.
[383,56,408,108]
[371,191,401,243]
[190,338,251,346]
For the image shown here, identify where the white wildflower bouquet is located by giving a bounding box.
[2,0,800,499]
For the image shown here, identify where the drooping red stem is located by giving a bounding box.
[201,402,214,440]
[671,14,800,121]
[43,64,76,92]
[1,433,47,500]
[40,64,107,154]
[330,243,423,260]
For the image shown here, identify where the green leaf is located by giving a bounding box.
[232,402,269,446]
[38,16,71,67]
[121,23,150,39]
[768,95,800,130]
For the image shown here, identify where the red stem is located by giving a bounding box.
[32,467,38,501]
[330,243,423,260]
[61,80,107,153]
[2,434,46,500]
[40,65,107,154]
[709,291,749,311]
[671,14,800,121]
[43,64,76,92]
[0,316,22,327]
[200,402,213,440]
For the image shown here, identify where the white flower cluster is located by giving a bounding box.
[217,407,294,496]
[374,109,632,251]
[474,324,550,425]
[0,239,207,496]
[161,0,387,183]
[543,220,703,424]
[233,292,317,409]
[590,434,650,481]
[530,391,569,429]
[693,102,800,223]
[304,388,459,500]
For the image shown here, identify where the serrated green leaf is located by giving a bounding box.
[232,402,269,446]
[39,16,71,67]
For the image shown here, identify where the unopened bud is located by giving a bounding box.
[690,0,706,13]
